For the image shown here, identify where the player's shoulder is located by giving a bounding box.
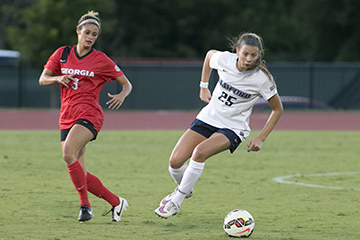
[57,45,75,52]
[211,51,237,68]
[91,48,107,57]
[52,46,68,55]
[52,45,75,56]
[214,51,236,60]
[91,48,113,61]
[256,67,271,81]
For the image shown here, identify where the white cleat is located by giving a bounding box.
[103,197,129,222]
[155,201,180,219]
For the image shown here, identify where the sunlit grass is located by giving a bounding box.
[0,130,359,239]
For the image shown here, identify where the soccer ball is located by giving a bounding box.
[223,209,255,238]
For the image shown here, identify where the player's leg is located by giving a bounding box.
[172,132,231,203]
[158,129,205,206]
[76,145,86,172]
[73,128,128,222]
[77,146,120,207]
[191,132,232,163]
[85,171,120,205]
[62,124,93,165]
[85,171,128,222]
[168,129,207,184]
[62,124,94,221]
[155,133,231,218]
[167,118,219,185]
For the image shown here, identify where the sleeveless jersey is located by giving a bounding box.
[44,46,124,132]
[196,51,277,141]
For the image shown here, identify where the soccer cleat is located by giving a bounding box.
[159,187,194,206]
[103,197,129,222]
[154,201,180,219]
[78,205,93,222]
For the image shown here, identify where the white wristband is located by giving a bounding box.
[199,81,209,88]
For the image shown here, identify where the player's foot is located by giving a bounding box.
[159,187,194,206]
[155,201,180,219]
[103,197,129,222]
[78,205,93,222]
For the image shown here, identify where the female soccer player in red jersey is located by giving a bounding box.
[39,11,132,222]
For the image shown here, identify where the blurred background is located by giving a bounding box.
[1,0,360,110]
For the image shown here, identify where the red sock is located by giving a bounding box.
[86,172,120,206]
[67,161,90,207]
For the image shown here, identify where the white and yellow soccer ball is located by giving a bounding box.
[223,209,255,238]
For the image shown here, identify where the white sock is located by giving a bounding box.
[169,162,188,185]
[172,159,205,207]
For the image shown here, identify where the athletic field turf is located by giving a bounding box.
[1,126,359,239]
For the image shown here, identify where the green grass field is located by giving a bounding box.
[1,130,360,240]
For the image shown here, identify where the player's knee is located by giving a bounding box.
[62,147,76,165]
[192,146,207,162]
[169,155,185,169]
[62,153,75,165]
[168,157,179,169]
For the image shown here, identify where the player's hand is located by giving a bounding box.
[200,88,212,103]
[247,137,263,152]
[106,93,125,109]
[58,75,75,88]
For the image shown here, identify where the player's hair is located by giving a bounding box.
[229,33,276,88]
[77,10,101,30]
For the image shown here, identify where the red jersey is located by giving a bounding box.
[44,46,123,132]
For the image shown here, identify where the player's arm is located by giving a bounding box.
[199,50,218,103]
[39,68,75,88]
[247,93,283,152]
[106,74,132,109]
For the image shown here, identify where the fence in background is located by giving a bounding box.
[1,60,360,110]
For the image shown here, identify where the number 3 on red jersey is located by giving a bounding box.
[71,78,79,90]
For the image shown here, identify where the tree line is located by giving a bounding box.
[1,0,360,66]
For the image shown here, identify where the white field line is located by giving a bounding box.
[272,172,360,191]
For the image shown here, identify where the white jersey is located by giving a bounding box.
[196,51,277,141]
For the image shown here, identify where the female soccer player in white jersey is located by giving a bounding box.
[39,11,132,222]
[155,33,283,218]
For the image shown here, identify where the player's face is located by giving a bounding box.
[236,45,260,72]
[77,24,99,48]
